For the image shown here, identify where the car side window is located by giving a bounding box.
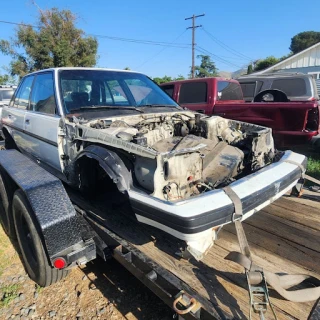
[179,82,207,104]
[271,78,307,96]
[30,73,57,115]
[217,81,243,101]
[161,85,174,98]
[11,76,34,109]
[240,82,256,98]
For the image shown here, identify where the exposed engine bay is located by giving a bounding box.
[66,112,275,201]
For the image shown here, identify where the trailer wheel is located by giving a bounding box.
[0,169,16,238]
[12,190,69,287]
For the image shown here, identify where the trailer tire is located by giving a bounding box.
[12,190,69,287]
[0,168,16,238]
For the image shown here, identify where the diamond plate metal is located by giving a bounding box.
[0,150,82,258]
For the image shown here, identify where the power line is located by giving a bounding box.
[185,13,205,78]
[90,33,190,48]
[0,20,38,28]
[196,46,243,69]
[0,19,190,48]
[135,30,188,69]
[201,27,253,61]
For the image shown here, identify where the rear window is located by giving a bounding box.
[161,85,174,98]
[217,81,243,100]
[179,82,207,104]
[271,78,306,96]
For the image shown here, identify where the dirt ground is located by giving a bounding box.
[0,226,175,320]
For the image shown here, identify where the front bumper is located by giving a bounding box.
[129,151,306,241]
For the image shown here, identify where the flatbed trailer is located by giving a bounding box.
[68,185,320,320]
[0,149,319,319]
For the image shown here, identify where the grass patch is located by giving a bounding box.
[35,284,43,294]
[0,284,20,308]
[306,156,320,180]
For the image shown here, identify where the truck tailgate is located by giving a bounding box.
[214,101,320,147]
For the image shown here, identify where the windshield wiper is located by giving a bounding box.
[139,104,181,110]
[69,106,144,113]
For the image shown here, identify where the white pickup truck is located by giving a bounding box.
[1,67,307,259]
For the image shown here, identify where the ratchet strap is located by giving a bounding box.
[223,185,320,319]
[283,159,306,178]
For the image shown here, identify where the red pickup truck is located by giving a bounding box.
[160,78,320,147]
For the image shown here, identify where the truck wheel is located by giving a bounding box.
[12,190,69,287]
[0,169,16,238]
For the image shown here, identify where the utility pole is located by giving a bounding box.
[185,13,205,78]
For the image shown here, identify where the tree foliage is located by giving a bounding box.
[153,74,186,85]
[247,64,253,74]
[290,31,320,54]
[153,75,173,85]
[192,55,218,78]
[0,7,98,77]
[254,56,279,72]
[0,74,10,85]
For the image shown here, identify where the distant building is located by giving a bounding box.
[254,42,320,91]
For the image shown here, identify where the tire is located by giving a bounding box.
[0,169,16,238]
[12,190,69,287]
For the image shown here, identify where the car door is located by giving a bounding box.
[2,75,35,154]
[27,72,62,172]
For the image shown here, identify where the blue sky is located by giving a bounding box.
[0,0,320,78]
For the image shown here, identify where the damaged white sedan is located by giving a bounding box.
[1,68,306,260]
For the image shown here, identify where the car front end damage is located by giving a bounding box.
[62,111,306,260]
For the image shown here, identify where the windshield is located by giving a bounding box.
[59,70,179,114]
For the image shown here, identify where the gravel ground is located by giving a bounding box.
[0,226,175,320]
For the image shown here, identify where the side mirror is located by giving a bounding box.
[218,91,222,100]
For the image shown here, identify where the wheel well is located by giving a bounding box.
[2,128,18,150]
[76,156,119,195]
[2,127,11,141]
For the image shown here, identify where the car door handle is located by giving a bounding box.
[25,119,30,124]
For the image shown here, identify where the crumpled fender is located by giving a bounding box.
[75,145,132,192]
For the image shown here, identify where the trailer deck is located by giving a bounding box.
[69,188,320,320]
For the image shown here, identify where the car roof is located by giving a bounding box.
[237,72,311,80]
[160,77,239,86]
[25,67,143,76]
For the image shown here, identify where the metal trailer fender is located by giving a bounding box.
[0,149,95,266]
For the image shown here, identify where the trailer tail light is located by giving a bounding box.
[53,258,67,269]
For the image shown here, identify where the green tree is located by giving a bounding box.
[175,74,185,81]
[254,56,279,72]
[0,74,10,85]
[192,55,218,78]
[279,52,293,61]
[247,64,253,74]
[153,76,173,85]
[290,31,320,54]
[0,7,98,77]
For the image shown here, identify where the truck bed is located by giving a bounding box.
[69,189,320,320]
